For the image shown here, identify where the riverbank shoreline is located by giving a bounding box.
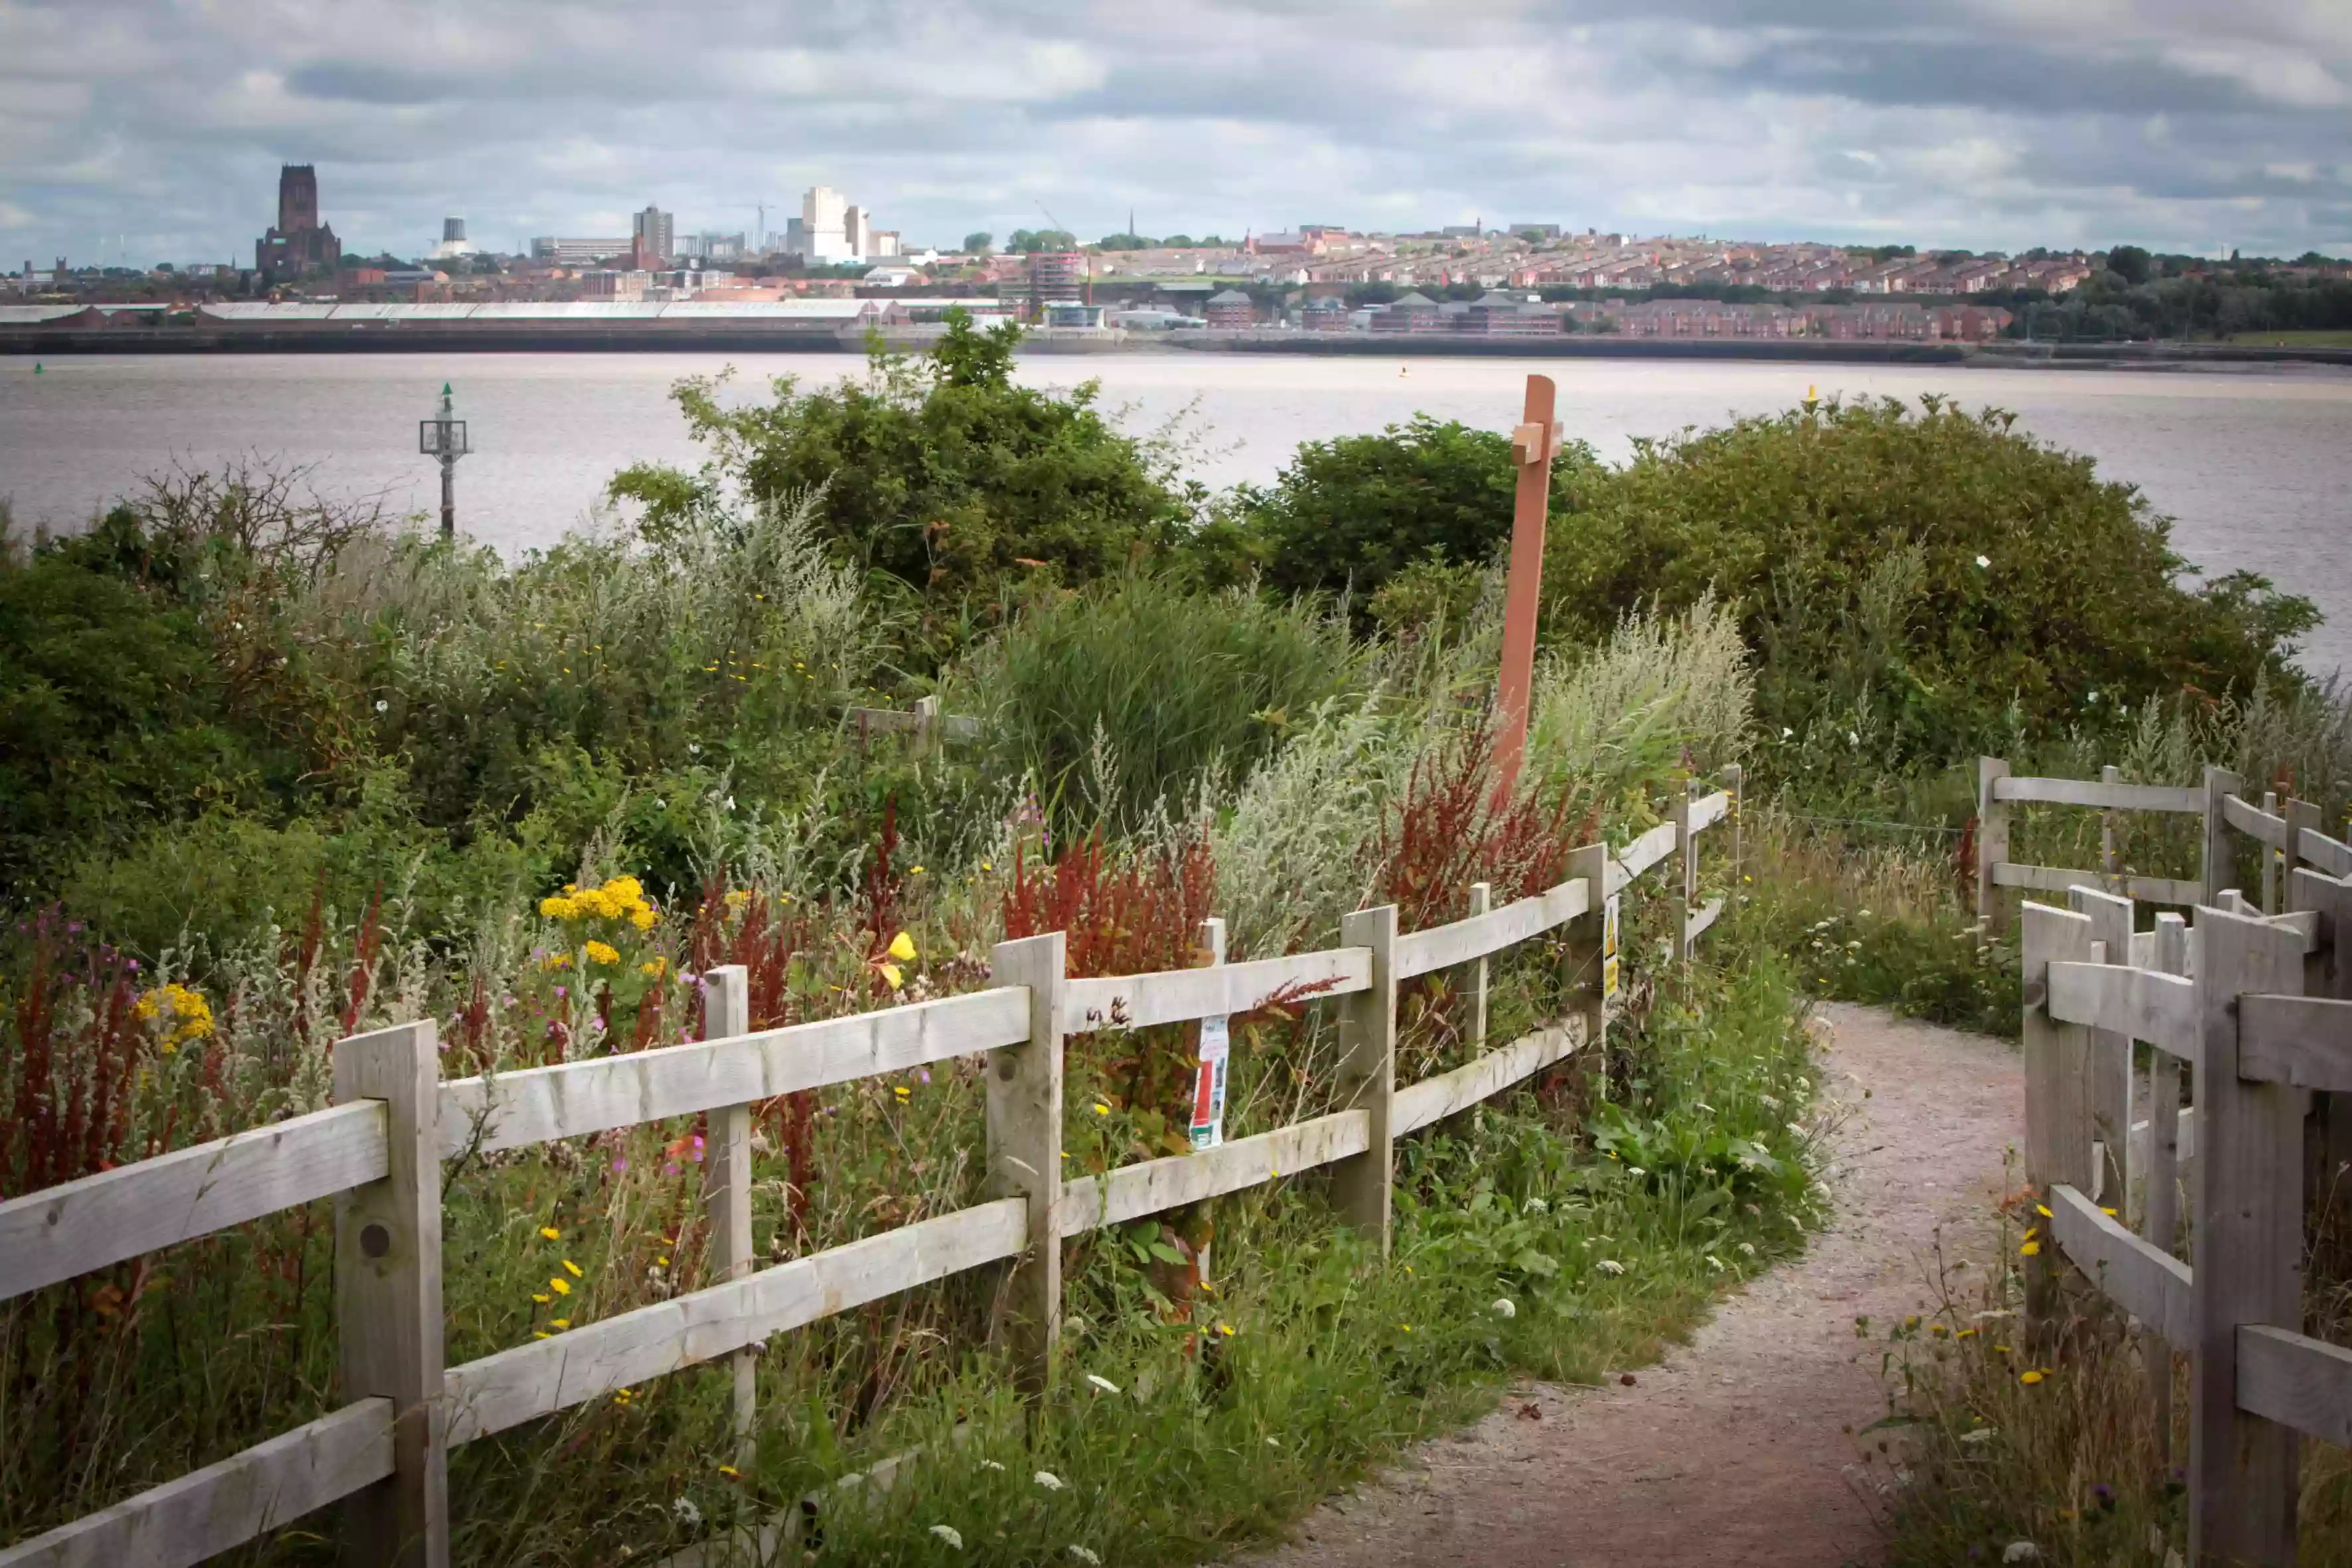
[9,325,2352,371]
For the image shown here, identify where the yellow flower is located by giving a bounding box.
[726,889,751,908]
[562,1259,583,1277]
[540,1226,562,1241]
[2020,1370,2046,1385]
[877,962,903,990]
[1217,1323,1235,1336]
[532,1293,551,1304]
[631,909,656,931]
[544,953,571,970]
[550,1318,570,1330]
[1956,1328,1978,1339]
[892,1084,911,1098]
[716,1464,742,1480]
[540,896,578,920]
[549,1277,571,1296]
[2019,1241,2041,1257]
[640,959,666,978]
[888,930,917,962]
[585,941,621,966]
[2035,1203,2053,1219]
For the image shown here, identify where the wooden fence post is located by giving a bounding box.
[700,965,757,1468]
[1185,916,1227,1297]
[1979,757,2012,935]
[988,932,1066,1397]
[2100,765,2123,890]
[2144,913,2187,1466]
[334,1021,449,1568]
[2069,885,2134,1210]
[1331,904,1398,1256]
[2202,765,2242,906]
[1562,842,1612,1101]
[2021,900,2095,1341]
[1674,778,1698,969]
[2261,790,2281,915]
[2189,905,2306,1568]
[2292,867,2352,1239]
[1465,882,1491,1054]
[913,694,941,758]
[1723,763,1744,897]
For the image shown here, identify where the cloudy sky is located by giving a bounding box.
[3,0,2348,268]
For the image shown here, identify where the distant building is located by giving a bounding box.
[1299,295,1350,331]
[1026,251,1087,314]
[256,164,341,280]
[844,206,870,260]
[582,269,651,301]
[1369,291,1443,332]
[632,206,674,266]
[803,187,852,263]
[532,237,631,266]
[1203,288,1256,329]
[427,218,479,262]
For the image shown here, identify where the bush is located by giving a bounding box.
[963,574,1360,838]
[1541,396,2315,773]
[609,313,1187,645]
[1237,415,1599,610]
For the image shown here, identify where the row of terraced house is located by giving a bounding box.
[1298,291,2014,341]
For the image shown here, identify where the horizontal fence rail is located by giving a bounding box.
[0,768,1744,1568]
[439,988,1030,1158]
[1063,947,1370,1035]
[0,1103,389,1303]
[442,1200,1029,1447]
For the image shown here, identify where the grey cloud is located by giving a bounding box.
[0,0,2345,265]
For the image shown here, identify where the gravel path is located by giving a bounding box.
[1243,1002,2021,1568]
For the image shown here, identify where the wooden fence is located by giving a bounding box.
[2017,765,2352,1565]
[1977,757,2352,930]
[0,772,1743,1568]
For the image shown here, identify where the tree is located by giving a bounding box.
[1097,232,1153,251]
[1006,228,1077,254]
[1160,234,1196,247]
[2107,244,2154,285]
[963,231,993,254]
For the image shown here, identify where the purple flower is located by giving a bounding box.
[612,1157,629,1174]
[553,986,567,998]
[919,1068,931,1084]
[665,1162,680,1176]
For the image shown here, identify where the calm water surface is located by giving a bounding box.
[5,352,2349,672]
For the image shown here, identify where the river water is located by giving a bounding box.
[5,352,2350,674]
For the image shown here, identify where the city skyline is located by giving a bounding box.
[3,1,2348,268]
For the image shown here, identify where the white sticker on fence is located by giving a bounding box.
[1190,1014,1231,1150]
[1602,895,1622,1002]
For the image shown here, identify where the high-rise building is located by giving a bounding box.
[844,205,871,260]
[801,186,850,262]
[1026,250,1087,315]
[255,164,341,279]
[632,206,674,266]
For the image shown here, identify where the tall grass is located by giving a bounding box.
[959,574,1361,839]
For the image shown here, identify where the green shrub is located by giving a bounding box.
[1541,396,2315,773]
[963,574,1360,838]
[609,313,1186,643]
[1236,414,1598,609]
